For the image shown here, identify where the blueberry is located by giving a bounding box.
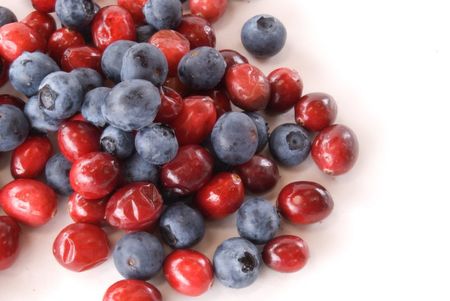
[159,203,205,249]
[143,0,182,30]
[70,68,103,92]
[121,43,168,86]
[81,87,111,127]
[38,71,84,119]
[244,112,269,153]
[0,105,30,152]
[136,25,157,43]
[100,126,134,159]
[55,0,96,30]
[211,112,258,165]
[178,47,226,90]
[135,124,178,165]
[0,6,17,27]
[102,79,161,131]
[113,232,164,280]
[24,95,63,133]
[213,237,262,289]
[45,153,73,195]
[202,135,233,173]
[121,152,160,184]
[269,123,311,166]
[101,40,137,83]
[241,14,287,58]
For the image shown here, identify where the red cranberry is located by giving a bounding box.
[164,76,191,97]
[53,223,110,272]
[0,216,21,270]
[48,28,85,63]
[103,280,162,301]
[91,5,136,51]
[68,193,106,225]
[262,235,309,273]
[267,67,303,113]
[105,182,163,231]
[164,249,214,296]
[235,155,280,194]
[161,145,214,196]
[0,94,26,110]
[69,113,86,122]
[0,179,57,226]
[154,86,184,124]
[61,46,102,72]
[0,57,8,87]
[11,135,53,179]
[177,14,216,49]
[31,0,56,13]
[277,181,334,224]
[311,124,358,175]
[57,121,101,162]
[70,152,120,200]
[204,89,231,117]
[117,0,147,25]
[21,11,56,41]
[150,30,190,76]
[170,96,217,145]
[295,93,337,132]
[189,0,228,23]
[195,172,244,219]
[220,49,249,71]
[225,63,270,111]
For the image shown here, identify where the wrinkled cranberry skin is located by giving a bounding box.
[161,145,214,196]
[32,0,56,13]
[105,182,163,231]
[0,216,21,270]
[235,155,280,194]
[68,193,106,225]
[57,121,101,162]
[61,46,102,72]
[91,6,136,51]
[262,235,309,273]
[11,136,53,179]
[277,181,334,224]
[0,94,25,110]
[295,93,337,132]
[21,11,56,41]
[204,90,231,117]
[311,124,359,175]
[164,76,191,97]
[154,86,184,124]
[164,249,214,296]
[70,152,120,200]
[0,22,46,63]
[267,67,303,113]
[195,172,244,219]
[48,28,85,63]
[103,280,162,301]
[118,0,147,25]
[220,49,249,71]
[150,30,190,76]
[225,63,270,111]
[0,58,8,87]
[189,0,228,23]
[0,179,57,227]
[170,96,217,145]
[53,223,110,272]
[177,15,216,49]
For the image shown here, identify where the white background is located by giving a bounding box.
[1,0,450,300]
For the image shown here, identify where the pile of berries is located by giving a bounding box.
[0,0,359,300]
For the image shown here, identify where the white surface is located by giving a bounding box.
[1,0,450,300]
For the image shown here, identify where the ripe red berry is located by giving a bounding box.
[21,11,56,41]
[48,28,85,63]
[295,93,338,132]
[177,14,216,49]
[61,46,102,72]
[117,0,147,25]
[68,193,106,225]
[31,0,56,13]
[204,89,231,117]
[235,155,280,194]
[164,76,191,97]
[103,280,162,301]
[220,49,249,71]
[267,67,303,113]
[0,94,26,110]
[262,235,309,273]
[57,121,101,162]
[189,0,228,23]
[154,86,184,124]
[150,30,190,76]
[0,216,21,270]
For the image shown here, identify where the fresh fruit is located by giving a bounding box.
[61,46,101,72]
[103,280,162,301]
[21,10,56,41]
[295,92,338,132]
[45,153,73,195]
[143,0,182,30]
[269,123,311,166]
[57,120,101,162]
[0,216,21,270]
[189,0,228,23]
[55,0,96,31]
[262,235,309,273]
[235,155,279,194]
[0,105,30,152]
[68,193,106,225]
[135,124,178,165]
[81,87,111,127]
[177,14,216,48]
[47,28,85,62]
[267,67,303,113]
[101,40,136,83]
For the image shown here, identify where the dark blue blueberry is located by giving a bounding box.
[70,68,103,92]
[202,135,233,173]
[241,14,287,58]
[178,47,226,90]
[38,71,84,119]
[55,0,96,30]
[100,126,134,159]
[244,112,269,153]
[213,237,262,289]
[143,0,182,30]
[269,123,311,166]
[211,112,258,165]
[121,43,168,86]
[159,203,205,249]
[0,105,30,152]
[101,40,137,83]
[45,153,73,195]
[0,6,17,27]
[113,232,164,280]
[135,123,178,165]
[237,198,280,244]
[81,87,111,127]
[136,24,157,43]
[24,95,63,133]
[102,79,161,131]
[121,152,160,184]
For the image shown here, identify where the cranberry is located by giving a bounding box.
[69,113,86,122]
[195,172,244,219]
[267,67,303,113]
[150,30,190,76]
[220,49,249,71]
[70,152,120,200]
[0,94,26,110]
[21,11,56,41]
[295,93,337,132]
[117,0,147,25]
[10,135,53,179]
[31,0,56,13]
[225,63,270,111]
[91,5,136,51]
[105,182,163,231]
[164,249,214,296]
[161,145,214,196]
[154,86,184,124]
[0,216,20,270]
[53,223,110,272]
[57,121,101,162]
[262,235,309,273]
[61,46,102,72]
[164,76,191,97]
[177,14,216,49]
[277,181,333,224]
[170,96,217,145]
[204,89,231,117]
[68,193,106,225]
[189,0,228,23]
[311,124,358,175]
[235,155,280,194]
[0,179,57,226]
[103,280,162,301]
[0,57,8,87]
[48,28,85,63]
